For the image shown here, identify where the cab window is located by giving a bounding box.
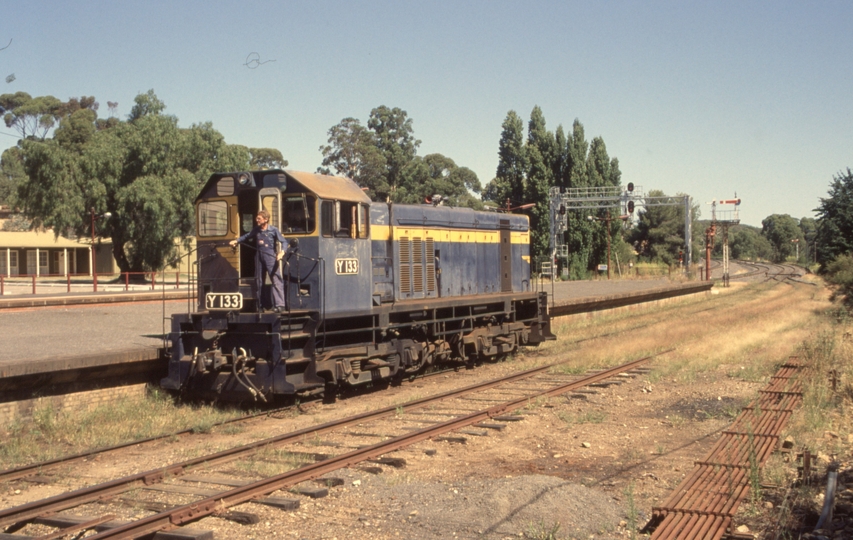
[321,200,367,239]
[198,201,228,237]
[282,194,317,234]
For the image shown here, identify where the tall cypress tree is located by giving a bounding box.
[553,125,569,190]
[609,157,621,187]
[586,137,615,271]
[493,110,527,209]
[586,137,611,188]
[524,107,557,265]
[567,119,588,190]
[564,119,592,277]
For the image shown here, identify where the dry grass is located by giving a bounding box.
[0,387,246,470]
[543,281,829,390]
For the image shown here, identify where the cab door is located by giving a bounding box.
[237,190,259,278]
[259,188,282,232]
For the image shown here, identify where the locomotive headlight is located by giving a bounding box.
[238,173,251,185]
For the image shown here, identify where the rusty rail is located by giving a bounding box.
[645,357,803,539]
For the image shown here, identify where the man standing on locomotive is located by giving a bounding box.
[229,210,287,313]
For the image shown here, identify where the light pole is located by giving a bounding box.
[91,208,112,292]
[791,238,799,262]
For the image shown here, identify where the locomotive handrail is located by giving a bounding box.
[279,251,325,357]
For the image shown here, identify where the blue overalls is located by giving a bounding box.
[237,225,287,310]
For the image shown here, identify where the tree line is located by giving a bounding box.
[0,90,285,273]
[316,105,699,278]
[0,92,701,277]
[8,87,840,283]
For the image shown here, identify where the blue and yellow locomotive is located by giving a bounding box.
[161,169,554,401]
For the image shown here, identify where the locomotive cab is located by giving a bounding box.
[194,169,372,315]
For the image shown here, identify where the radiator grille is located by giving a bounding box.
[425,238,435,292]
[399,237,411,293]
[412,237,423,292]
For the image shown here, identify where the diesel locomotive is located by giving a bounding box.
[161,169,555,401]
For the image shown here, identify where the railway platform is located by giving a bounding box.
[0,279,699,380]
[0,277,716,423]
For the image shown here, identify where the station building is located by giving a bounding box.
[0,207,114,277]
[0,231,114,277]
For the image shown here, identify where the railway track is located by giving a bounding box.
[0,295,729,489]
[0,278,779,480]
[728,261,810,284]
[0,351,670,539]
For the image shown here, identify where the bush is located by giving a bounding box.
[823,253,853,306]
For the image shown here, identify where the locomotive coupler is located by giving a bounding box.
[192,348,229,374]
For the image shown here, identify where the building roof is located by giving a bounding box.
[0,231,92,249]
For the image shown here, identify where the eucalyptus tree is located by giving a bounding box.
[628,189,696,266]
[367,106,421,202]
[396,153,482,208]
[249,147,288,169]
[0,146,25,206]
[728,226,774,261]
[0,91,65,140]
[16,90,253,273]
[318,117,387,198]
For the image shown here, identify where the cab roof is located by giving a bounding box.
[286,170,372,203]
[197,169,371,204]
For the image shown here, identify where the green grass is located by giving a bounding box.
[524,520,562,540]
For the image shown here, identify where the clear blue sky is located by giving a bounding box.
[1,1,850,227]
